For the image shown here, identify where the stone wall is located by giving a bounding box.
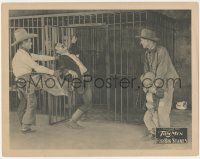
[174,17,191,109]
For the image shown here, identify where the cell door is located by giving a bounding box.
[73,25,109,108]
[43,24,109,124]
[44,25,76,124]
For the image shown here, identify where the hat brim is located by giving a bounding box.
[135,35,159,41]
[11,34,38,46]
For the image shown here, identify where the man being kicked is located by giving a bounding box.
[55,36,92,129]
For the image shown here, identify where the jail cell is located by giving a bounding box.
[44,25,108,124]
[9,11,175,123]
[44,26,77,124]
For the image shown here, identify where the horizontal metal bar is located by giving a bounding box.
[109,74,136,77]
[46,23,107,28]
[9,10,147,20]
[67,23,107,28]
[9,27,43,29]
[93,104,107,106]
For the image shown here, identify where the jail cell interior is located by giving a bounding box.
[44,25,108,124]
[9,11,175,123]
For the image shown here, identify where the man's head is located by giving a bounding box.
[11,28,38,48]
[140,38,156,49]
[55,43,68,53]
[19,38,32,51]
[136,28,159,49]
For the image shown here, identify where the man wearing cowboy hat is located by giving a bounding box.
[136,28,179,129]
[12,28,60,133]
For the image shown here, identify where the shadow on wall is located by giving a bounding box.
[173,18,191,109]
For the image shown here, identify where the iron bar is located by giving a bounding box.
[114,14,117,121]
[120,13,123,122]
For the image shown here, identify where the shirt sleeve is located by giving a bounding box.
[31,53,55,61]
[24,55,54,75]
[155,47,169,79]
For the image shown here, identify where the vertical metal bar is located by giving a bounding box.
[57,16,59,42]
[32,18,35,53]
[22,19,24,27]
[37,18,39,54]
[49,25,52,56]
[68,93,72,118]
[95,29,97,104]
[52,96,55,122]
[66,26,68,46]
[72,90,75,111]
[64,96,66,120]
[58,96,61,120]
[69,27,71,43]
[139,12,142,109]
[173,24,175,64]
[132,12,135,111]
[18,19,20,27]
[44,21,52,123]
[61,16,63,27]
[105,24,110,115]
[61,27,64,43]
[80,28,83,59]
[126,13,129,122]
[12,19,15,89]
[48,94,51,124]
[97,29,101,105]
[92,28,95,104]
[53,26,58,121]
[56,24,62,120]
[41,17,47,113]
[9,20,11,88]
[27,18,29,33]
[126,51,129,122]
[74,16,76,24]
[36,17,41,112]
[113,14,117,121]
[139,12,141,30]
[120,13,123,122]
[55,96,57,122]
[67,16,69,26]
[145,11,148,28]
[13,18,15,28]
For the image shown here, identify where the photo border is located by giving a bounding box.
[2,2,199,156]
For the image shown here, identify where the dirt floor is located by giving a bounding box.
[9,108,192,149]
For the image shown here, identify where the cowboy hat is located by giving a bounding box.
[11,28,38,46]
[136,28,159,41]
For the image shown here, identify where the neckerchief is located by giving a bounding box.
[145,46,158,75]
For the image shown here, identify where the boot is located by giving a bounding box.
[80,112,90,121]
[20,124,36,134]
[66,109,84,129]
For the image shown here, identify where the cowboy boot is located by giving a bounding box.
[66,109,84,129]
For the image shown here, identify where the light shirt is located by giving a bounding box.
[12,48,55,78]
